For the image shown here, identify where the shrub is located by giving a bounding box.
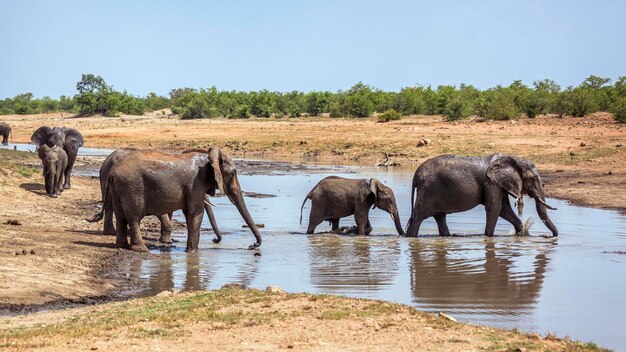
[610,98,626,123]
[377,109,401,123]
[444,98,470,120]
[181,96,210,119]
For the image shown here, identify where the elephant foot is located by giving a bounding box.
[115,241,129,249]
[130,243,149,252]
[158,235,173,244]
[185,247,198,253]
[103,228,117,236]
[63,184,71,189]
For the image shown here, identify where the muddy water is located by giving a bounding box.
[5,143,625,348]
[126,162,626,350]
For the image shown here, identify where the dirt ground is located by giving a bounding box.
[0,112,623,350]
[1,288,607,351]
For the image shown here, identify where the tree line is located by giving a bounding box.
[1,74,624,123]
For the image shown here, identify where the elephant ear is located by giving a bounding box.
[62,127,84,151]
[31,126,52,146]
[208,147,225,194]
[486,157,522,199]
[369,178,380,209]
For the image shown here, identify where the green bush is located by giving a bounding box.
[610,98,626,123]
[444,98,470,120]
[181,95,211,119]
[377,109,402,123]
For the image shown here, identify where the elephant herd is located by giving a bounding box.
[9,124,559,253]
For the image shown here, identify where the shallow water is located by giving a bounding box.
[0,142,115,157]
[5,143,625,349]
[128,163,626,350]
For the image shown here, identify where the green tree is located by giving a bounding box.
[74,74,118,116]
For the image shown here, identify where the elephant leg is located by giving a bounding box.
[434,213,451,236]
[366,219,373,235]
[115,217,130,248]
[355,209,369,236]
[330,218,340,231]
[306,206,325,234]
[129,218,149,252]
[158,214,173,244]
[500,195,523,235]
[63,148,78,189]
[185,209,204,252]
[484,188,503,237]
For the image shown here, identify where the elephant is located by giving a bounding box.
[87,147,261,252]
[300,176,405,236]
[405,154,558,237]
[97,148,223,244]
[0,122,12,145]
[37,144,68,198]
[31,126,84,189]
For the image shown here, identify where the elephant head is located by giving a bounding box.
[37,144,66,198]
[486,155,558,236]
[207,147,262,248]
[369,178,405,236]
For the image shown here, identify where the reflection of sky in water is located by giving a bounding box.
[130,163,626,350]
[10,142,616,349]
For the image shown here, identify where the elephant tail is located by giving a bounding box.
[299,192,312,225]
[86,175,111,223]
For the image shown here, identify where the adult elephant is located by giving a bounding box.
[406,154,558,237]
[88,147,261,252]
[0,122,12,145]
[300,176,405,236]
[96,148,223,244]
[31,126,84,189]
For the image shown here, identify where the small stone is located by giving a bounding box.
[156,290,174,297]
[30,250,35,255]
[616,143,623,148]
[253,252,261,256]
[14,252,19,256]
[91,347,98,351]
[21,250,27,255]
[221,283,247,290]
[438,312,457,323]
[488,142,496,148]
[4,219,21,226]
[266,285,287,294]
[579,141,586,147]
[569,151,576,156]
[416,139,431,147]
[607,171,613,175]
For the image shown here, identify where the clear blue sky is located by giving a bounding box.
[1,0,625,98]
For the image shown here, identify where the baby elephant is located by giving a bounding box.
[300,176,405,236]
[37,145,68,198]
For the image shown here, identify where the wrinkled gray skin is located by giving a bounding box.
[300,176,405,236]
[406,154,558,237]
[97,148,223,244]
[0,122,11,145]
[88,148,261,252]
[31,126,84,189]
[37,145,68,198]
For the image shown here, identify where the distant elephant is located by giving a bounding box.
[37,144,68,198]
[97,148,223,244]
[0,122,12,145]
[88,147,261,252]
[31,126,84,189]
[406,154,558,237]
[300,176,405,236]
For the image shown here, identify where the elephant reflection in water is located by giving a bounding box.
[409,240,549,314]
[134,250,260,294]
[308,236,401,292]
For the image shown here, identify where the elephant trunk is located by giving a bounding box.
[391,211,405,236]
[46,164,57,197]
[535,197,558,237]
[229,180,262,249]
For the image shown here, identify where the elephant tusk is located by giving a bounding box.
[536,197,557,210]
[204,199,216,207]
